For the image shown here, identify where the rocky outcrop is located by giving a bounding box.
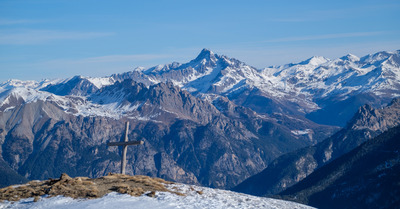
[0,173,178,202]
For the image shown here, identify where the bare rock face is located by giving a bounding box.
[233,98,400,196]
[349,98,400,132]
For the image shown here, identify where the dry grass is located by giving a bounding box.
[0,173,184,202]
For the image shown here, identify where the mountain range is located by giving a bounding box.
[0,49,399,193]
[117,48,400,126]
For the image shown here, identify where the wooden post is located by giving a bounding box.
[107,121,144,175]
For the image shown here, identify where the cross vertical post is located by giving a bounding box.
[107,121,144,175]
[121,121,129,174]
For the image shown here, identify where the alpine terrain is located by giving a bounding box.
[1,48,399,194]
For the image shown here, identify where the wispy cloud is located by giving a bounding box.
[0,29,114,45]
[217,39,400,68]
[0,19,43,25]
[36,53,174,71]
[16,53,175,79]
[266,18,312,23]
[47,54,174,65]
[261,31,386,43]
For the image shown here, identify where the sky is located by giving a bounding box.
[0,0,399,82]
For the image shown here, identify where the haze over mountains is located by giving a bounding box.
[0,48,399,203]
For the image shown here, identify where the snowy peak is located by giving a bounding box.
[194,48,216,61]
[144,62,183,74]
[386,52,400,67]
[299,56,330,66]
[359,50,397,66]
[40,75,115,96]
[189,48,219,68]
[0,79,57,91]
[340,53,360,62]
[0,79,40,90]
[41,75,99,96]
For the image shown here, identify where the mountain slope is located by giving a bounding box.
[278,125,400,209]
[0,158,28,188]
[232,98,400,196]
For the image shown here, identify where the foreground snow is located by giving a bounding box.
[0,183,313,209]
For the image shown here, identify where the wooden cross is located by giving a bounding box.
[107,121,144,174]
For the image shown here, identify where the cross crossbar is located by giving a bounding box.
[107,141,144,146]
[107,121,143,174]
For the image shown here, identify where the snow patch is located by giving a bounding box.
[4,106,15,112]
[87,77,115,89]
[291,129,312,135]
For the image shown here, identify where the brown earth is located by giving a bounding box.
[0,173,185,202]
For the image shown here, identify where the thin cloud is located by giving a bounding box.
[18,53,175,79]
[217,39,400,68]
[0,29,114,45]
[0,19,43,25]
[267,18,311,23]
[34,53,174,70]
[62,54,174,64]
[261,31,386,43]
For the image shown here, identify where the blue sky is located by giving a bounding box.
[1,0,399,82]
